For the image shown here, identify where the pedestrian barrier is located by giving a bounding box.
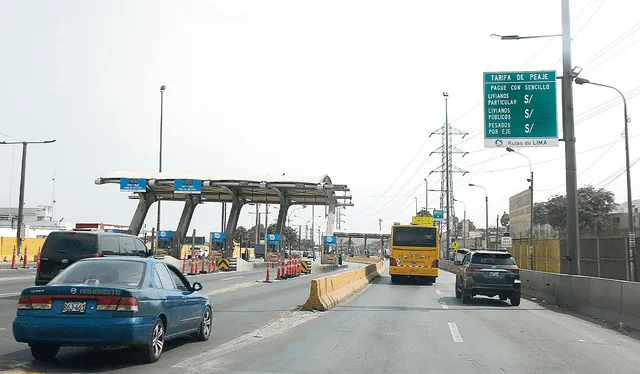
[301,260,311,274]
[303,260,385,311]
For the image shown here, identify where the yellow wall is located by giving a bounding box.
[0,237,46,261]
[508,238,560,273]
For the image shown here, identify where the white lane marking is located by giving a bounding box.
[204,281,259,296]
[0,276,33,281]
[0,292,20,297]
[222,276,243,281]
[448,322,463,343]
[436,290,442,295]
[173,311,319,369]
[440,300,449,309]
[0,328,6,331]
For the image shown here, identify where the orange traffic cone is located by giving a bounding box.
[9,247,17,269]
[22,247,29,269]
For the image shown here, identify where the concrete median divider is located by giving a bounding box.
[345,257,383,264]
[303,260,385,311]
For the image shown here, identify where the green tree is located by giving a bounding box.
[234,226,248,245]
[416,209,432,217]
[533,185,617,232]
[500,212,510,228]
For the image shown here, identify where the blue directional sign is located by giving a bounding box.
[174,179,202,194]
[119,178,147,192]
[211,232,226,243]
[483,70,558,148]
[158,230,173,242]
[324,236,337,247]
[433,209,444,220]
[267,234,281,245]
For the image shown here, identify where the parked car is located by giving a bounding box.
[14,257,211,363]
[455,250,521,306]
[35,230,150,286]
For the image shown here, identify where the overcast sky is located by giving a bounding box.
[1,0,638,237]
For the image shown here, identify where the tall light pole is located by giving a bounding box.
[0,140,56,256]
[156,85,166,248]
[469,183,489,249]
[415,197,418,215]
[575,77,636,281]
[506,147,534,270]
[490,0,580,275]
[287,205,306,227]
[454,198,466,248]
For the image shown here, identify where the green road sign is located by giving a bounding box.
[433,209,444,220]
[483,71,558,148]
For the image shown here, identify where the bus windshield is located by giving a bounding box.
[392,226,437,248]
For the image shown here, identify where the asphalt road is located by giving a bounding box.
[0,261,360,373]
[4,265,640,373]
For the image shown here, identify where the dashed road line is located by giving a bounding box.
[0,292,20,298]
[440,300,449,309]
[448,322,463,343]
[436,289,442,295]
[222,276,243,281]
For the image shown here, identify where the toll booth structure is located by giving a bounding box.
[333,230,391,259]
[95,172,353,260]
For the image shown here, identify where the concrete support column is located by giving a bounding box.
[274,188,290,237]
[177,195,201,243]
[129,193,157,236]
[224,188,244,258]
[325,197,337,236]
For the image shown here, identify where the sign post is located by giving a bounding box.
[484,71,558,148]
[433,210,444,220]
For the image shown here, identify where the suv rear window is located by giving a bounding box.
[471,253,516,265]
[49,260,145,287]
[41,232,99,259]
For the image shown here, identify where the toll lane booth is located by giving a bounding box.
[210,232,225,259]
[266,234,281,262]
[322,235,338,264]
[157,230,182,258]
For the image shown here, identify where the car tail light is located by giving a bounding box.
[117,297,138,312]
[389,258,397,266]
[431,259,439,268]
[97,296,121,311]
[465,266,482,275]
[96,296,138,312]
[17,295,52,310]
[507,268,520,274]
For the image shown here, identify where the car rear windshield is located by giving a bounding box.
[471,253,516,265]
[49,260,145,287]
[392,227,437,248]
[41,232,99,259]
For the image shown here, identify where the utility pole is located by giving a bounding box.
[0,140,56,256]
[496,215,500,250]
[298,224,302,251]
[311,205,315,246]
[255,204,260,246]
[561,0,580,275]
[156,85,166,247]
[424,178,428,214]
[379,218,382,231]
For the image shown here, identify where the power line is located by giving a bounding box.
[581,21,640,68]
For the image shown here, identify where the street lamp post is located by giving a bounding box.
[491,0,580,275]
[454,199,466,248]
[506,147,534,270]
[415,197,418,215]
[469,184,489,249]
[0,140,56,256]
[156,85,166,249]
[575,77,636,281]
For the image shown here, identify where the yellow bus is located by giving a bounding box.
[389,223,439,283]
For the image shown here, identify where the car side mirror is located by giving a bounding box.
[192,282,203,292]
[454,261,461,265]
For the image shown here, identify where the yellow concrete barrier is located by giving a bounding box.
[303,260,385,311]
[345,256,382,264]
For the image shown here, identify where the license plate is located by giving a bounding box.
[62,301,87,314]
[489,272,500,278]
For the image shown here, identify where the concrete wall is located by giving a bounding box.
[0,237,45,261]
[520,269,640,331]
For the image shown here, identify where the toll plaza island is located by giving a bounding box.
[95,171,352,264]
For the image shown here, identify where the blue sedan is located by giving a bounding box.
[13,257,212,363]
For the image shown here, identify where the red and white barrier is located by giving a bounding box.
[8,247,16,270]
